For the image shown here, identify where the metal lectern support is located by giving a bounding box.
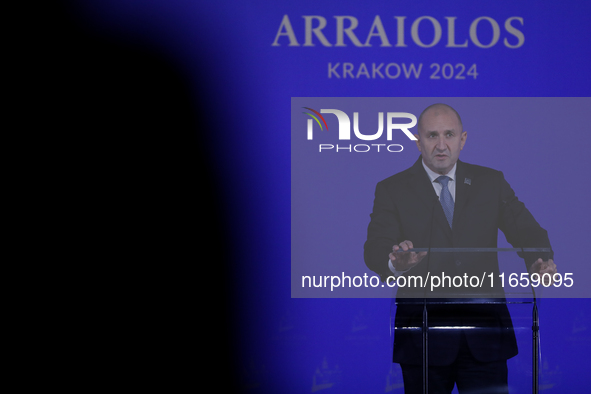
[422,301,428,394]
[533,300,539,394]
[406,247,551,394]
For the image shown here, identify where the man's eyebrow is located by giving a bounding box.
[426,130,456,135]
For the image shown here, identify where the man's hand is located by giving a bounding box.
[389,240,427,271]
[529,258,557,286]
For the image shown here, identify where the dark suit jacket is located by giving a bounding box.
[364,157,552,365]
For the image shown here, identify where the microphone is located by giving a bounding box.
[501,195,545,394]
[421,195,439,394]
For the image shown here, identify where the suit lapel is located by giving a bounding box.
[408,157,453,242]
[452,160,474,241]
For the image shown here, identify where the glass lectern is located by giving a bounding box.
[389,248,552,394]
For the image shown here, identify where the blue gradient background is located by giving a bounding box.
[62,1,591,392]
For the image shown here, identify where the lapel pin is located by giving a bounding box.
[464,178,471,185]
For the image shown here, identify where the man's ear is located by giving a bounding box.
[460,131,467,150]
[414,134,421,151]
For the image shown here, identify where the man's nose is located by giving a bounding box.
[436,137,446,150]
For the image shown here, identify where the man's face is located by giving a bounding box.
[415,108,467,175]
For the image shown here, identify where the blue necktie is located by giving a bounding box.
[436,176,454,228]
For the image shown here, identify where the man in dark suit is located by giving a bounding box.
[364,103,557,393]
